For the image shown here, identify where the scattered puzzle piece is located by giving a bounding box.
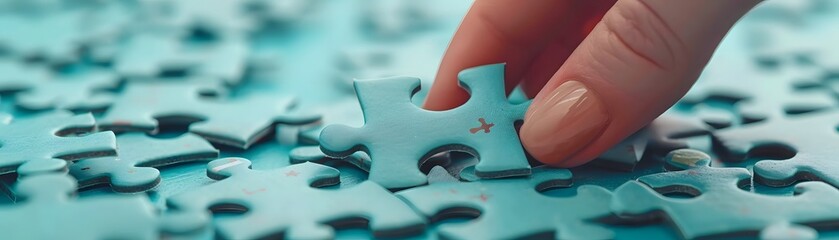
[0,4,129,64]
[715,110,839,187]
[98,81,319,148]
[110,32,251,85]
[397,166,614,240]
[0,60,118,111]
[320,63,531,189]
[612,149,839,239]
[0,111,116,176]
[0,174,207,240]
[69,132,218,193]
[167,158,425,239]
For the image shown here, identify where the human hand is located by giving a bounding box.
[424,0,760,167]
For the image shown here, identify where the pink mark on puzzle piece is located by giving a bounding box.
[285,170,299,177]
[469,118,495,134]
[474,193,491,202]
[242,188,266,195]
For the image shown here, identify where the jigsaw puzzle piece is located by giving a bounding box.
[70,132,218,193]
[0,61,118,111]
[320,63,531,189]
[1,174,207,240]
[397,166,612,240]
[0,111,116,176]
[99,81,318,148]
[612,149,839,239]
[715,110,839,187]
[167,158,425,239]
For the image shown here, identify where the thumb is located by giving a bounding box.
[520,0,760,167]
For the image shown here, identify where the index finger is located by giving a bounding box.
[423,0,609,110]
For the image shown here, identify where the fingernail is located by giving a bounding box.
[521,80,610,165]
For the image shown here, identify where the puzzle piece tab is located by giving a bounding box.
[0,111,116,176]
[397,166,613,240]
[167,158,425,239]
[98,82,318,149]
[320,63,531,189]
[70,133,218,193]
[612,149,839,239]
[0,174,207,240]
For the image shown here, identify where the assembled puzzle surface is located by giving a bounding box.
[3,0,839,239]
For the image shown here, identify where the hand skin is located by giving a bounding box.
[424,0,761,167]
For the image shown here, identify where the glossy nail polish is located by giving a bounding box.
[520,80,610,165]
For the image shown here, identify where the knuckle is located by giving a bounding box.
[601,0,685,70]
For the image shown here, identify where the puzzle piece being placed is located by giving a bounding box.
[715,110,839,187]
[0,60,118,111]
[70,133,218,193]
[99,82,318,149]
[167,158,425,239]
[0,174,207,240]
[397,166,613,240]
[612,149,839,239]
[320,63,531,189]
[0,111,116,176]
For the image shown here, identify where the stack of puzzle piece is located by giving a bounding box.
[2,0,839,239]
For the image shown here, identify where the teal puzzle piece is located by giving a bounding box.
[98,81,319,149]
[715,110,839,187]
[167,158,425,239]
[397,166,614,240]
[70,132,218,193]
[1,174,207,240]
[612,149,839,239]
[0,111,116,176]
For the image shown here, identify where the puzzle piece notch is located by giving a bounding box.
[168,158,425,239]
[0,111,116,176]
[398,165,613,240]
[612,149,839,239]
[320,63,532,189]
[714,110,839,187]
[70,132,218,193]
[2,174,207,239]
[99,81,319,149]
